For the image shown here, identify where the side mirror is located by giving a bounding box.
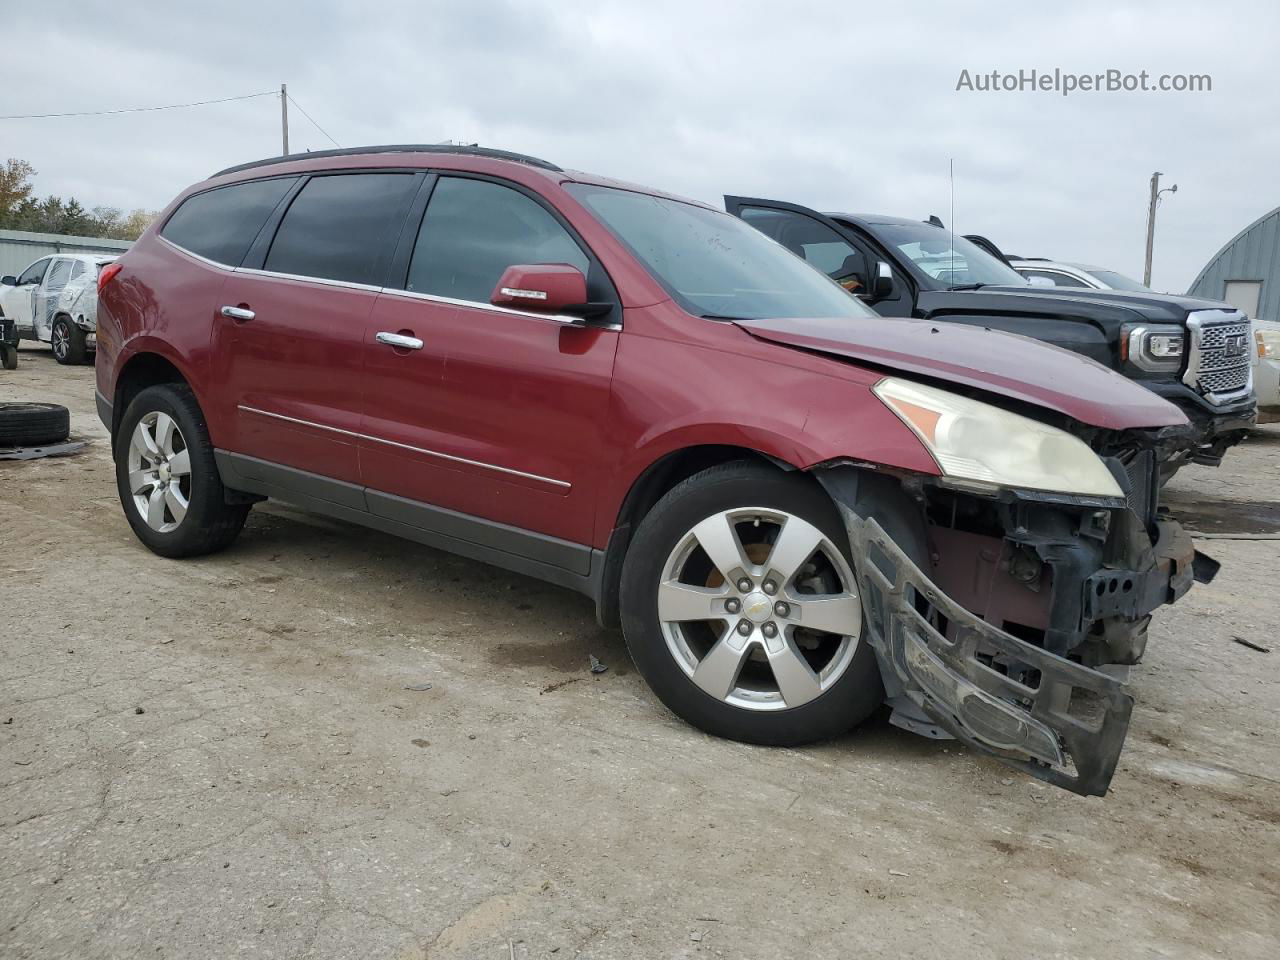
[0,276,16,286]
[871,261,894,300]
[491,263,592,319]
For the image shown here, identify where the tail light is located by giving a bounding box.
[98,262,123,293]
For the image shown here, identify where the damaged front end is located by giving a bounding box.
[818,450,1216,797]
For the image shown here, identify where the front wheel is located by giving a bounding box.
[114,384,250,558]
[620,461,883,746]
[51,317,87,365]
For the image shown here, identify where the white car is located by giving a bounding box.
[1254,319,1280,423]
[0,253,116,365]
[1009,258,1153,292]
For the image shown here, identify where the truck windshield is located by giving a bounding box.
[872,222,1028,289]
[566,184,879,320]
[1085,268,1151,292]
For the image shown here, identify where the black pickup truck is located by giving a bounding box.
[727,197,1256,477]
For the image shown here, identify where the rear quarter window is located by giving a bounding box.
[161,177,297,267]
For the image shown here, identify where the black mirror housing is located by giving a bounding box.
[871,261,894,300]
[0,276,16,286]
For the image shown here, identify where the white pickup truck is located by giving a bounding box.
[0,253,117,364]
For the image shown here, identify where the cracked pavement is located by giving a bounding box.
[3,346,1279,959]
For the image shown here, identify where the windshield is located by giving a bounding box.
[871,222,1028,288]
[565,184,878,320]
[1084,268,1151,292]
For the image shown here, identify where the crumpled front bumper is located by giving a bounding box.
[847,515,1204,796]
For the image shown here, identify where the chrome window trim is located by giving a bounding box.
[160,235,620,326]
[378,286,592,326]
[237,405,571,489]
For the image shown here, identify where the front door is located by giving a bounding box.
[724,196,910,316]
[210,171,421,486]
[359,174,620,559]
[5,257,50,336]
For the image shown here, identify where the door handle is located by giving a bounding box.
[375,331,424,350]
[220,305,255,321]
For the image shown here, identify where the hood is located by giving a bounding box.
[968,286,1233,324]
[735,315,1188,430]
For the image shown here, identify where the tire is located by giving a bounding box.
[0,402,70,446]
[51,316,87,365]
[114,383,250,558]
[1,345,16,370]
[620,460,884,747]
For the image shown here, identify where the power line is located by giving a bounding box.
[286,94,342,148]
[0,91,278,120]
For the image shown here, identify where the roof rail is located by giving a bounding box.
[211,144,562,178]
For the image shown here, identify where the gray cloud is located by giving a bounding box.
[5,0,1275,292]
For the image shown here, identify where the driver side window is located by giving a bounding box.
[737,207,869,293]
[17,258,50,286]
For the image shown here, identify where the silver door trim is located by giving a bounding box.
[236,405,571,489]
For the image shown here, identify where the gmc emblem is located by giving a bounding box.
[1222,333,1249,358]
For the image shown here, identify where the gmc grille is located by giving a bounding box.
[1184,311,1253,404]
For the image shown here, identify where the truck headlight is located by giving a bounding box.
[874,378,1124,498]
[1122,323,1184,373]
[1257,328,1280,358]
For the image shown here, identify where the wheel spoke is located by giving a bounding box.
[764,515,825,585]
[167,448,191,477]
[128,469,154,495]
[153,413,177,456]
[164,485,188,524]
[132,419,159,458]
[790,593,862,637]
[658,580,725,622]
[691,512,751,582]
[692,628,754,700]
[764,634,823,707]
[146,486,166,529]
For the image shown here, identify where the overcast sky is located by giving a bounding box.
[5,0,1277,292]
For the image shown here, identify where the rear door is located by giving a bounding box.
[34,257,73,341]
[210,171,421,487]
[359,173,620,558]
[724,196,909,316]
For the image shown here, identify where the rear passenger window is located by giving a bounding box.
[264,174,416,286]
[162,177,296,266]
[407,177,588,303]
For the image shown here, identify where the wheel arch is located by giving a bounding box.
[110,346,204,442]
[594,443,810,628]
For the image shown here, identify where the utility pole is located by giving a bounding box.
[1143,171,1177,287]
[280,83,289,156]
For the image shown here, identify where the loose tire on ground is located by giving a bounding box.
[51,316,88,365]
[0,402,71,446]
[619,460,885,747]
[114,383,250,558]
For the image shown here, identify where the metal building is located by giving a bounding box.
[1187,206,1280,322]
[0,229,132,279]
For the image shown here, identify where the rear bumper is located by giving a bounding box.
[847,515,1207,796]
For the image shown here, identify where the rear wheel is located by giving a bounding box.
[620,461,882,746]
[1,345,16,370]
[115,384,250,557]
[51,316,88,365]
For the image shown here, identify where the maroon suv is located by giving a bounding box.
[95,145,1213,795]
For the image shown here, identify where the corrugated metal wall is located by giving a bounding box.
[0,229,132,278]
[1187,206,1280,321]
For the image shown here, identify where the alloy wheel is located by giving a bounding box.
[126,411,192,533]
[658,507,862,711]
[51,323,68,360]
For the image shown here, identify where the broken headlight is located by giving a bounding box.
[874,377,1124,498]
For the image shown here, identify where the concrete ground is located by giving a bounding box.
[2,344,1278,960]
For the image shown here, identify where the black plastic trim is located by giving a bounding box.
[213,450,597,596]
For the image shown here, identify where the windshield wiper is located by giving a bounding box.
[948,282,988,291]
[701,313,755,322]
